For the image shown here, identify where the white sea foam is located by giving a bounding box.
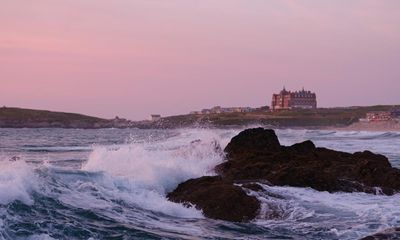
[254,185,400,239]
[57,174,205,218]
[27,234,56,240]
[2,128,399,239]
[0,159,38,205]
[79,129,234,218]
[83,129,229,193]
[79,128,400,225]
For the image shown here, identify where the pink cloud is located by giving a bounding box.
[1,0,399,119]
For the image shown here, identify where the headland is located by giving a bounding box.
[1,105,400,130]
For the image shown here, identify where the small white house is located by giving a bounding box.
[149,114,161,121]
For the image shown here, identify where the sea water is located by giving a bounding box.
[0,128,399,239]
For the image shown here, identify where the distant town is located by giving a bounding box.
[150,87,399,124]
[1,87,399,130]
[185,87,317,116]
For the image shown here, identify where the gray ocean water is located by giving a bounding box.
[0,128,400,240]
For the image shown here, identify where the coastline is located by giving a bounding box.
[2,106,400,131]
[326,120,400,132]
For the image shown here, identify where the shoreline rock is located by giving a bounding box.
[217,128,400,195]
[167,128,400,222]
[360,227,400,240]
[166,176,260,222]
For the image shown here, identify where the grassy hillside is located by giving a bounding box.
[1,105,398,129]
[0,107,108,128]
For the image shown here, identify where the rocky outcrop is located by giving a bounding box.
[168,128,400,222]
[217,128,400,195]
[167,176,260,222]
[360,227,400,239]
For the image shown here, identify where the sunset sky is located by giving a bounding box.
[1,0,399,119]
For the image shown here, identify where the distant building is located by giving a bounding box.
[211,106,222,113]
[201,109,212,114]
[149,114,161,121]
[271,87,317,111]
[366,111,392,122]
[110,116,133,128]
[193,106,256,115]
[257,105,271,112]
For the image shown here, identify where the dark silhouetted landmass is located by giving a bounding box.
[0,107,131,129]
[1,105,399,129]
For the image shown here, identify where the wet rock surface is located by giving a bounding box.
[168,128,400,222]
[217,128,400,195]
[166,176,260,222]
[360,227,400,240]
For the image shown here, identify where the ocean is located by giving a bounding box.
[0,128,399,240]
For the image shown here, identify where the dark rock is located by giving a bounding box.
[217,128,400,195]
[167,176,260,222]
[224,128,281,160]
[288,140,316,153]
[168,128,400,223]
[242,183,264,192]
[360,227,400,239]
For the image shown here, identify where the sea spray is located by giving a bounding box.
[1,128,400,239]
[0,160,38,205]
[83,130,229,193]
[77,129,235,218]
[254,185,400,239]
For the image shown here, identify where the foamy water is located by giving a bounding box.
[0,128,399,239]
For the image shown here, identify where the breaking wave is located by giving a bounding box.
[1,128,400,239]
[0,160,38,205]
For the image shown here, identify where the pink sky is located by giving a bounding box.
[1,0,399,120]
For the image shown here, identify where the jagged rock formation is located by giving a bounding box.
[217,128,400,195]
[167,128,400,222]
[167,176,260,222]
